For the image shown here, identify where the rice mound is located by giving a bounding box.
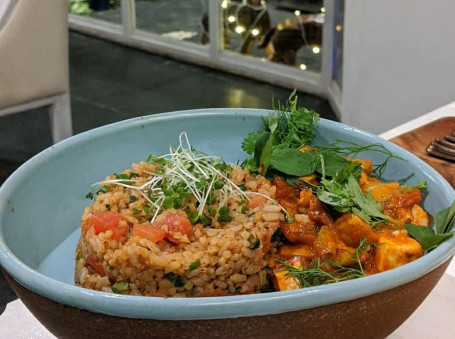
[75,163,283,297]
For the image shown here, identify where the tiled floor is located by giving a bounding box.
[0,32,336,308]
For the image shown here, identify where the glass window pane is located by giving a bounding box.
[68,0,122,25]
[134,0,207,45]
[221,0,324,72]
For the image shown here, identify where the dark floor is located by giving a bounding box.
[0,32,336,311]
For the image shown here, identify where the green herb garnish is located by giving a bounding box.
[316,140,405,178]
[241,91,319,176]
[218,206,232,222]
[277,239,369,287]
[317,174,388,226]
[189,260,201,270]
[163,272,185,287]
[405,200,455,251]
[111,281,129,293]
[96,185,110,195]
[248,234,260,249]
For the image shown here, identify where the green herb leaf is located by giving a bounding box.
[253,132,271,168]
[269,149,317,176]
[434,200,455,234]
[405,224,454,251]
[318,174,388,225]
[242,131,262,155]
[259,133,277,174]
[241,91,319,176]
[315,151,351,178]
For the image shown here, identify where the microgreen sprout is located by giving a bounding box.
[90,132,258,222]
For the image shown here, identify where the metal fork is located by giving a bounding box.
[427,130,455,162]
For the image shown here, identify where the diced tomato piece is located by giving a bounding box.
[87,211,129,241]
[131,224,166,243]
[86,255,105,276]
[131,209,192,244]
[153,209,193,244]
[246,195,268,209]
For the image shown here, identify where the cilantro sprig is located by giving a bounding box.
[241,90,319,174]
[317,174,388,226]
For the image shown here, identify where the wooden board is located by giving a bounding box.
[390,117,455,187]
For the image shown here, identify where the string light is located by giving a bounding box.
[336,25,342,32]
[228,15,236,23]
[294,10,301,16]
[235,26,245,34]
[312,46,320,54]
[299,64,307,70]
[221,0,228,9]
[251,28,260,36]
[321,7,326,13]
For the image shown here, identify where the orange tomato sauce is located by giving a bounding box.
[270,163,428,291]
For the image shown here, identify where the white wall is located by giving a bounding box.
[341,0,455,134]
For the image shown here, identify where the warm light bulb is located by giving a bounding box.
[321,7,326,13]
[294,10,301,16]
[336,25,342,32]
[228,15,236,23]
[299,64,307,70]
[235,26,245,34]
[221,0,228,9]
[312,46,320,54]
[251,28,260,36]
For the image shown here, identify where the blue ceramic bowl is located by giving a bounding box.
[1,109,454,338]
